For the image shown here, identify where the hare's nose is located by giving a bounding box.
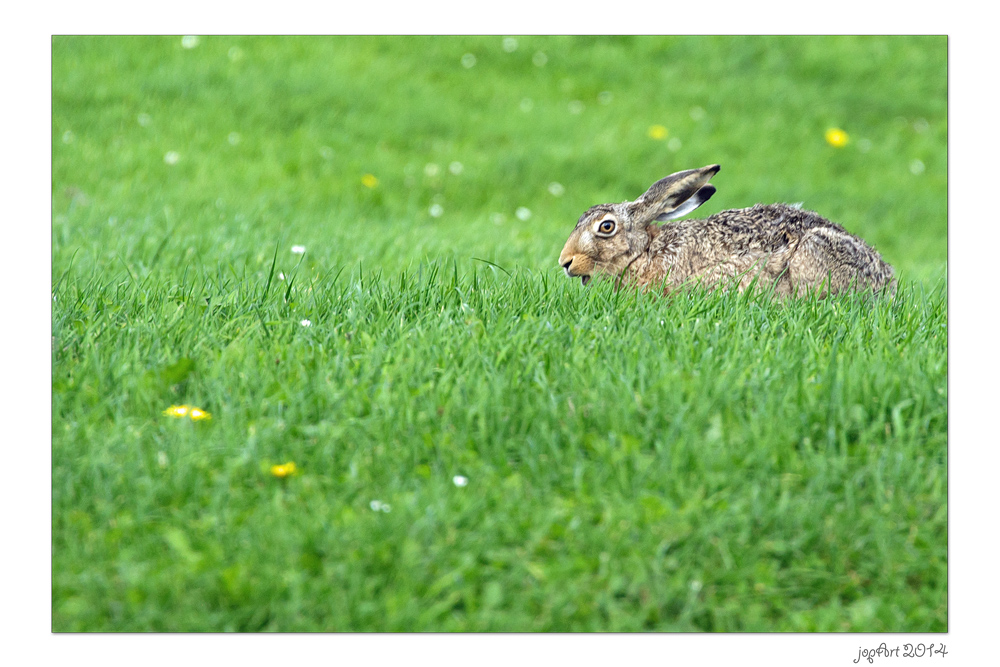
[561,259,573,271]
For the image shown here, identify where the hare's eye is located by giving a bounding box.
[597,220,616,235]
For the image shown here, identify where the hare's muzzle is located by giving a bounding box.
[559,253,591,286]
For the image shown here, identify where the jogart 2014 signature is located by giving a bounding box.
[854,643,948,663]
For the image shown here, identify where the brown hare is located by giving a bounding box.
[558,164,895,297]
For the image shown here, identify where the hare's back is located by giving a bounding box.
[706,203,848,245]
[667,203,823,257]
[702,203,893,293]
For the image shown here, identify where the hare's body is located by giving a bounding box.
[559,165,894,297]
[633,203,894,296]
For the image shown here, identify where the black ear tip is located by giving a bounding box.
[699,184,717,200]
[706,164,721,175]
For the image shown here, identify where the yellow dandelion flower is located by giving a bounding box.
[825,128,849,148]
[163,404,211,421]
[647,125,669,140]
[270,462,297,478]
[361,173,379,188]
[189,407,211,421]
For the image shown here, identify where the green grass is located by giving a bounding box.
[51,35,947,632]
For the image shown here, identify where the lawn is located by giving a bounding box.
[51,35,947,631]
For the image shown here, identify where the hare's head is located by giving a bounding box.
[558,164,720,284]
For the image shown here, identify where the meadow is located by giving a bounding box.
[51,35,947,631]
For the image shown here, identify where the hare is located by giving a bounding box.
[558,164,895,297]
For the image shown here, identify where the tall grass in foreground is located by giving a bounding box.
[52,263,946,631]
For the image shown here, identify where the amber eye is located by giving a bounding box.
[597,219,616,235]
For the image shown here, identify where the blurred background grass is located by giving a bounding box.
[52,35,946,283]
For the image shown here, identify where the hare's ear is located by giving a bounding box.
[627,164,720,224]
[654,185,716,221]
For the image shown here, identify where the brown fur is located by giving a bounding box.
[558,165,895,297]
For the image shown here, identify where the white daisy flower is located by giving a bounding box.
[370,500,391,513]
